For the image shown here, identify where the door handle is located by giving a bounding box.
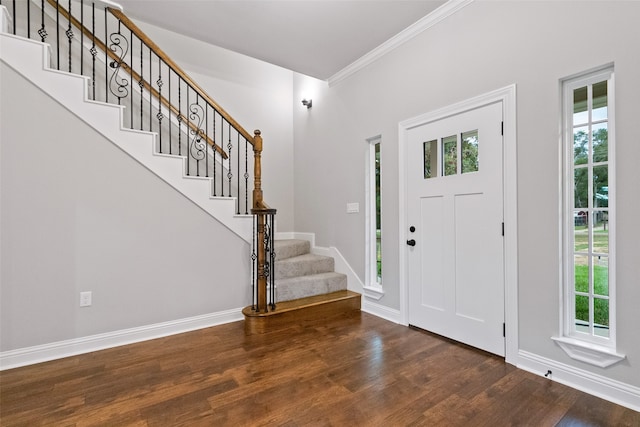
[406,239,416,247]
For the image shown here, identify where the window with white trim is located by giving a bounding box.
[364,136,383,298]
[555,65,624,366]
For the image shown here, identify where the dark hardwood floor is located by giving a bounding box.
[1,312,638,426]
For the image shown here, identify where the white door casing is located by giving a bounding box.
[398,85,518,364]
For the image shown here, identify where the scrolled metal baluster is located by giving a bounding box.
[80,0,83,75]
[107,22,129,104]
[189,102,206,176]
[39,0,47,42]
[157,60,164,151]
[90,3,96,100]
[66,0,73,72]
[177,82,182,156]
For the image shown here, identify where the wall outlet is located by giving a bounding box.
[80,291,92,307]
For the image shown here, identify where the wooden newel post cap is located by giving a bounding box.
[254,130,261,136]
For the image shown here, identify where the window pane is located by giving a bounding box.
[592,122,608,163]
[573,218,588,252]
[574,167,588,209]
[575,295,589,324]
[593,210,609,254]
[592,80,608,121]
[573,126,589,165]
[574,255,588,293]
[423,140,437,179]
[573,86,588,125]
[593,256,609,296]
[593,165,608,208]
[442,135,457,176]
[461,130,479,174]
[594,298,609,336]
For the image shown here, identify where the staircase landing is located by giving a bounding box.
[242,290,361,335]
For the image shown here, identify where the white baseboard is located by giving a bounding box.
[518,350,640,412]
[0,308,243,370]
[362,299,402,324]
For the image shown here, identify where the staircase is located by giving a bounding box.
[1,0,360,339]
[276,239,348,301]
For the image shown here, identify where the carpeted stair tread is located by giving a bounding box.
[275,253,335,280]
[276,272,347,302]
[274,239,310,261]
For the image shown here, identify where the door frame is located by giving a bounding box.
[398,85,518,365]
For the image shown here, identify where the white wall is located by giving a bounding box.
[292,0,640,389]
[0,64,250,351]
[134,21,296,232]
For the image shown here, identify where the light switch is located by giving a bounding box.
[346,203,359,213]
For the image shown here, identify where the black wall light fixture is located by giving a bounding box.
[301,99,312,109]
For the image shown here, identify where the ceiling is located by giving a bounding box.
[116,0,448,80]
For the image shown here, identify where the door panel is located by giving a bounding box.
[407,101,505,356]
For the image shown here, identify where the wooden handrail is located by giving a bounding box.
[47,0,228,159]
[108,8,256,145]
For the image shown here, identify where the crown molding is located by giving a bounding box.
[328,0,474,87]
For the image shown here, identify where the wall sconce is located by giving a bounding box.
[301,99,312,109]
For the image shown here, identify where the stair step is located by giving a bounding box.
[242,290,361,335]
[276,271,347,302]
[275,253,334,280]
[274,239,311,261]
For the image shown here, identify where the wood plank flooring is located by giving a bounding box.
[1,312,638,426]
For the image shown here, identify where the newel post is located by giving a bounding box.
[252,130,264,209]
[251,130,276,313]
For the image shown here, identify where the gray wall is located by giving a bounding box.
[292,0,640,387]
[135,21,296,232]
[1,64,250,350]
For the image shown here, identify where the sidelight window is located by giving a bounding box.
[555,65,624,366]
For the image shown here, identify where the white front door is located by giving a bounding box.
[407,101,505,356]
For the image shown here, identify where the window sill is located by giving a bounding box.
[363,285,384,301]
[552,336,625,368]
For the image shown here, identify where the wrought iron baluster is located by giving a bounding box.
[104,7,107,102]
[39,0,47,42]
[56,0,59,69]
[90,2,96,100]
[186,87,190,175]
[148,49,151,131]
[220,119,224,196]
[245,138,249,214]
[177,81,182,156]
[108,20,129,105]
[80,0,83,75]
[138,39,143,130]
[12,0,15,35]
[205,104,209,178]
[268,212,276,309]
[237,133,240,214]
[66,0,73,72]
[27,0,30,38]
[157,59,164,150]
[129,28,133,129]
[227,122,232,198]
[213,111,217,195]
[168,67,172,154]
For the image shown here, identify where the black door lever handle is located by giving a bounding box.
[406,239,416,247]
